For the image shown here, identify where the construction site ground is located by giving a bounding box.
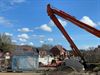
[0,71,99,75]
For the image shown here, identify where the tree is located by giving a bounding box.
[88,47,95,51]
[0,33,15,52]
[41,44,53,51]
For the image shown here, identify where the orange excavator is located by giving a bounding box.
[47,4,100,71]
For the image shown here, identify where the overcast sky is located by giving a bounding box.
[0,0,99,49]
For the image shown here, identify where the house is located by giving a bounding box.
[39,49,48,58]
[14,45,33,51]
[38,45,69,67]
[38,48,54,66]
[12,45,37,55]
[50,45,67,56]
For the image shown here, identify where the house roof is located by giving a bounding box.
[50,45,67,56]
[12,45,36,56]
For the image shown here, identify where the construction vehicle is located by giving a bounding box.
[47,4,100,71]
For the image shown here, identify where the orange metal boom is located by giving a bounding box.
[47,5,100,38]
[47,4,82,57]
[47,4,100,68]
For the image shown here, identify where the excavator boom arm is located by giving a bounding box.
[47,4,100,38]
[47,4,100,68]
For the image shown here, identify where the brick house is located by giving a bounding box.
[50,45,67,56]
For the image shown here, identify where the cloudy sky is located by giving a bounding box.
[0,0,99,49]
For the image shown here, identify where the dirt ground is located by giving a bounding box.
[0,73,42,75]
[0,71,99,75]
[45,71,100,75]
